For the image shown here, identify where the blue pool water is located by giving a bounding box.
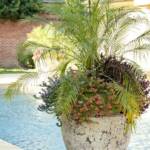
[0,88,66,150]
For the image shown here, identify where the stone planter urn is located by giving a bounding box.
[61,115,131,150]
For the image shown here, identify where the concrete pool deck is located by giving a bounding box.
[0,139,22,150]
[0,73,50,95]
[0,73,23,85]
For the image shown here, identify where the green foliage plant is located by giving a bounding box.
[5,0,150,130]
[0,0,41,20]
[17,44,35,69]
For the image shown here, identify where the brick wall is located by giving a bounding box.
[0,20,39,68]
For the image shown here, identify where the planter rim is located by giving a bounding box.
[61,114,126,124]
[61,114,124,120]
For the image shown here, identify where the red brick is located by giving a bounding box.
[0,20,39,68]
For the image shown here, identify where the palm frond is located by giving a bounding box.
[5,72,39,100]
[56,59,73,75]
[56,74,80,117]
[111,79,140,130]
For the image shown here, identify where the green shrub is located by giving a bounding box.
[0,0,41,20]
[17,44,35,69]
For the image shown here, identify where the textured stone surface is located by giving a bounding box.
[61,115,130,150]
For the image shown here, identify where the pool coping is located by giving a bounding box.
[0,139,22,150]
[0,73,23,85]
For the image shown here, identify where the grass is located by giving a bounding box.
[0,68,34,74]
[111,1,134,7]
[41,3,64,14]
[41,1,150,9]
[146,72,150,80]
[42,1,134,11]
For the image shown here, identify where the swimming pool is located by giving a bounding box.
[0,88,66,150]
[0,87,150,150]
